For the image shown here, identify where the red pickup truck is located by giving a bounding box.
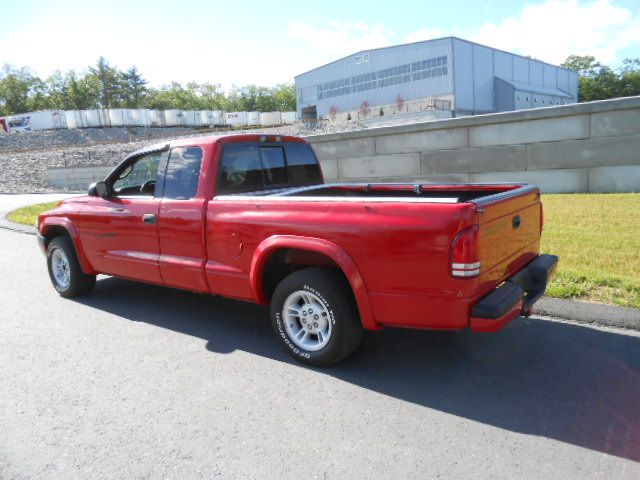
[38,134,557,365]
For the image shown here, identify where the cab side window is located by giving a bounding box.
[218,143,322,194]
[285,144,323,184]
[163,147,203,200]
[219,145,265,193]
[112,152,163,196]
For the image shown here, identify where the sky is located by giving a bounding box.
[1,0,639,90]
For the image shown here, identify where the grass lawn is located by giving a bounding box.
[541,193,640,308]
[6,194,640,308]
[6,201,59,227]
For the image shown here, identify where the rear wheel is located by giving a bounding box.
[47,237,96,298]
[270,267,364,366]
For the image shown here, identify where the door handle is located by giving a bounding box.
[142,213,157,224]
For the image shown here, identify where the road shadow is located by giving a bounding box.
[75,276,640,463]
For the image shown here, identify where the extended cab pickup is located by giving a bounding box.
[38,134,558,365]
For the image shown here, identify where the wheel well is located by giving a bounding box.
[42,226,72,249]
[261,248,344,300]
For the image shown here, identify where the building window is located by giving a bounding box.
[313,54,448,101]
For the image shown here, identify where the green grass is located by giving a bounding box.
[6,194,640,308]
[541,193,640,308]
[6,201,59,226]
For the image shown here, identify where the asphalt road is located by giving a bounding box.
[1,228,639,479]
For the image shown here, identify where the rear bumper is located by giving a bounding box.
[470,254,558,332]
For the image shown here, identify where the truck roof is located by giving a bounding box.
[130,133,308,159]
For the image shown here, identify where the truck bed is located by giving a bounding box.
[227,182,530,204]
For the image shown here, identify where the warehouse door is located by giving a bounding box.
[301,105,317,120]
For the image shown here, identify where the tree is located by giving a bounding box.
[0,65,41,115]
[619,58,640,98]
[88,57,121,108]
[561,54,624,102]
[121,66,148,108]
[561,55,602,77]
[271,83,296,111]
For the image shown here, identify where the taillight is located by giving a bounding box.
[451,226,480,278]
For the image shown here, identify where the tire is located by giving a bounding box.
[46,236,96,298]
[270,267,364,366]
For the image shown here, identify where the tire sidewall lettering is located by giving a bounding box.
[303,285,335,325]
[275,311,310,359]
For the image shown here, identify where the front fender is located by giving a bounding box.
[39,217,95,275]
[250,235,380,331]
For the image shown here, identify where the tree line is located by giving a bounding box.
[560,55,639,102]
[0,57,296,117]
[1,55,639,117]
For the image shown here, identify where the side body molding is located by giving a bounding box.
[39,218,96,275]
[250,235,380,331]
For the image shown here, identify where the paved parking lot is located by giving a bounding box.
[1,228,639,479]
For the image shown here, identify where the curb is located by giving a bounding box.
[0,214,637,330]
[0,211,37,235]
[535,297,639,331]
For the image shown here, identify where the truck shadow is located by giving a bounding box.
[76,276,640,463]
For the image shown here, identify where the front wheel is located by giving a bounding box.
[270,268,364,366]
[47,236,96,298]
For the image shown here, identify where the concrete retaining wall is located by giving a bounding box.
[47,166,114,191]
[43,96,640,193]
[306,96,640,193]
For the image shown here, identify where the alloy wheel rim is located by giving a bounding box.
[51,249,71,289]
[283,290,332,351]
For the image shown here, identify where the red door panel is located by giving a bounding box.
[157,199,209,292]
[77,197,162,284]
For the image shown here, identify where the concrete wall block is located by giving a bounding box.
[527,134,640,170]
[310,137,375,160]
[588,165,640,193]
[338,153,420,179]
[469,115,589,147]
[319,159,338,180]
[421,145,526,174]
[46,166,112,190]
[329,173,470,184]
[470,169,589,193]
[591,108,640,138]
[375,128,468,154]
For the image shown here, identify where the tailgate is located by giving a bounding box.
[474,186,542,296]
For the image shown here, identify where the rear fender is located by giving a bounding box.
[250,235,380,331]
[39,218,95,275]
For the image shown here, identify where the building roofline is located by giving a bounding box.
[294,35,578,79]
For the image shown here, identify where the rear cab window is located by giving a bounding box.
[218,142,322,194]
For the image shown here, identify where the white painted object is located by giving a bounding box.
[109,109,126,127]
[86,109,109,128]
[164,109,184,126]
[130,109,150,127]
[225,111,248,127]
[247,111,260,126]
[149,110,166,127]
[281,111,296,124]
[182,110,197,127]
[260,111,282,126]
[65,110,88,129]
[210,110,224,126]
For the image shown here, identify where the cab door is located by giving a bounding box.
[156,146,209,292]
[78,151,166,284]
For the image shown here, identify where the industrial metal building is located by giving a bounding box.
[295,36,579,119]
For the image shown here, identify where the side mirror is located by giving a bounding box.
[88,181,109,198]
